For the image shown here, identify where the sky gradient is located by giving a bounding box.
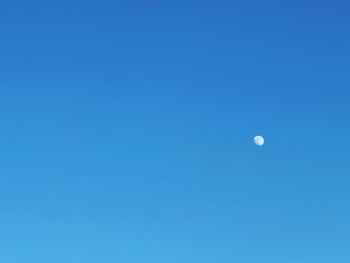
[1,1,350,262]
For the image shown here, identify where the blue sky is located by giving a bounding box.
[1,1,349,262]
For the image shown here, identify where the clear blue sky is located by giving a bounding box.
[1,1,349,262]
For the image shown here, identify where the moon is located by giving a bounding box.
[254,135,264,146]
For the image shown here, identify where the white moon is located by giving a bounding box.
[254,136,264,146]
